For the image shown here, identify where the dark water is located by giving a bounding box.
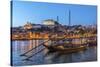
[11,40,97,66]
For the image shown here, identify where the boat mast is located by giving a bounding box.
[68,10,73,47]
[69,10,71,26]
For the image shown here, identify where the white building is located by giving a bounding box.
[23,22,41,29]
[43,19,59,25]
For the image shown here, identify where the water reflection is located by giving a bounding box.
[12,40,97,66]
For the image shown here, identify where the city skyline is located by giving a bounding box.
[12,1,97,27]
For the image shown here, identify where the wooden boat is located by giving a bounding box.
[43,44,87,53]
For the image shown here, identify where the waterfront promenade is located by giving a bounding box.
[12,32,97,40]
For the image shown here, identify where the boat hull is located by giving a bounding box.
[44,45,87,53]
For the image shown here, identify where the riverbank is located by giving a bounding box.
[11,32,97,40]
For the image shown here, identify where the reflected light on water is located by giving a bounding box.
[12,40,97,66]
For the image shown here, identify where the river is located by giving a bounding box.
[11,40,97,66]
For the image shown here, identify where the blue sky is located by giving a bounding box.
[12,1,97,27]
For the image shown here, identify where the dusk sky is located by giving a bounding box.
[12,1,97,27]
